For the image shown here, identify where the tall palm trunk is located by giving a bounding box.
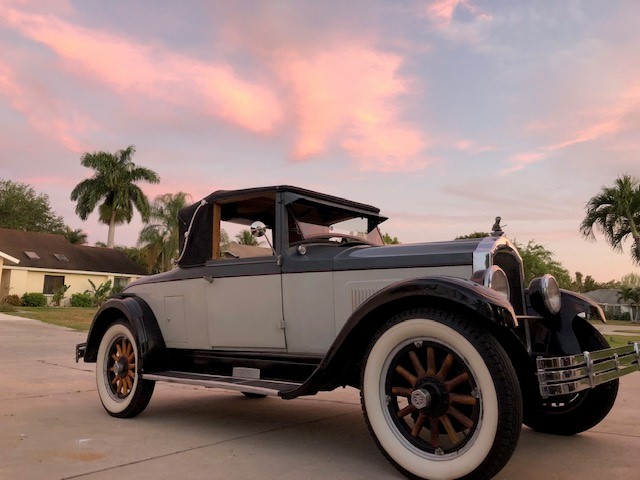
[627,209,640,263]
[107,211,117,248]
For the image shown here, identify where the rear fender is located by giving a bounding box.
[281,276,518,399]
[83,296,169,373]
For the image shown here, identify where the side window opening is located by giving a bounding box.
[212,194,276,260]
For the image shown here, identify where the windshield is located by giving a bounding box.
[288,201,384,246]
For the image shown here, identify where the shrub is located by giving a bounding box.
[70,292,94,308]
[602,306,631,322]
[52,285,70,306]
[85,279,112,307]
[2,294,22,306]
[21,292,47,307]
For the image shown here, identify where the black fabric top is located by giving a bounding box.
[177,186,387,267]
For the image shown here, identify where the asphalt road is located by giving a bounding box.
[1,313,639,480]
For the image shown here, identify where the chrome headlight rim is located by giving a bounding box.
[471,265,511,300]
[529,274,561,315]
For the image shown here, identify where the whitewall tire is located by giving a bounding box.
[361,309,522,480]
[96,321,155,418]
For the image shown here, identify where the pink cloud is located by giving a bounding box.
[2,5,431,173]
[425,0,492,29]
[426,0,461,26]
[501,151,546,175]
[0,61,95,152]
[454,139,496,153]
[276,46,428,172]
[0,6,283,134]
[506,81,640,175]
[423,0,493,46]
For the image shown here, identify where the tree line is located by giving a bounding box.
[2,146,639,289]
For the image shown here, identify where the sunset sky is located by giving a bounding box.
[1,0,639,281]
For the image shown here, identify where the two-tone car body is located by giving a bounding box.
[77,186,640,480]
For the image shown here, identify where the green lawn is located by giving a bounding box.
[590,319,640,326]
[604,335,640,349]
[4,306,98,331]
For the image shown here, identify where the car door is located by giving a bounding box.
[205,250,286,352]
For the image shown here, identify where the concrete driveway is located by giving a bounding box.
[1,313,639,480]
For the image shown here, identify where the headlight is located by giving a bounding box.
[528,274,561,315]
[471,265,510,300]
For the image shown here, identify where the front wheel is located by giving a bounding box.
[96,321,155,418]
[361,309,522,480]
[524,321,619,435]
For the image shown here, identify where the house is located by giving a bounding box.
[223,242,272,259]
[584,288,635,321]
[0,227,146,305]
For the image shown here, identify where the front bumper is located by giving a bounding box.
[75,342,86,363]
[537,342,640,397]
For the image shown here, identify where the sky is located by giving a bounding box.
[1,0,639,282]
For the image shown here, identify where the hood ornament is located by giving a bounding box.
[491,216,505,237]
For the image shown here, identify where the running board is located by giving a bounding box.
[143,371,302,397]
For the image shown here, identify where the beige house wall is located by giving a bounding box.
[2,267,141,306]
[4,269,28,300]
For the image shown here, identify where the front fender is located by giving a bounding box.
[539,290,608,356]
[83,295,168,373]
[280,276,517,399]
[560,289,607,323]
[347,276,518,330]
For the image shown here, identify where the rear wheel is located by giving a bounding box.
[524,321,619,435]
[96,321,155,418]
[361,309,522,480]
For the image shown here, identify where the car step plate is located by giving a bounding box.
[143,371,302,397]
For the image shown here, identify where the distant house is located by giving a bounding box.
[223,242,272,259]
[584,288,633,319]
[0,227,146,305]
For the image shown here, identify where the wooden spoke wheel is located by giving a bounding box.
[96,321,155,418]
[386,340,480,454]
[361,309,522,480]
[106,336,137,399]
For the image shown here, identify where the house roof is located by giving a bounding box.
[0,227,147,275]
[584,289,624,305]
[224,242,273,258]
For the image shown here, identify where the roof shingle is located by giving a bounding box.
[0,227,147,276]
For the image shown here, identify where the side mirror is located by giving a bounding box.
[250,221,267,238]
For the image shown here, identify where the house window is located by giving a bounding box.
[114,277,128,291]
[43,275,65,295]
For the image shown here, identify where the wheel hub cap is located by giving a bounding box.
[410,389,432,409]
[113,360,127,377]
[386,341,480,454]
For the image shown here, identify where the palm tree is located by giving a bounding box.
[70,145,160,248]
[580,174,640,265]
[64,227,88,245]
[617,286,640,323]
[235,229,259,246]
[138,192,190,273]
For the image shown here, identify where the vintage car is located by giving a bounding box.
[76,186,640,480]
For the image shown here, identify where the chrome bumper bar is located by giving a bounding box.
[536,342,640,398]
[75,342,86,363]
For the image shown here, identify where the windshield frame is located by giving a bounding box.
[287,200,385,247]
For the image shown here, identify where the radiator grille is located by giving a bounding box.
[492,249,525,314]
